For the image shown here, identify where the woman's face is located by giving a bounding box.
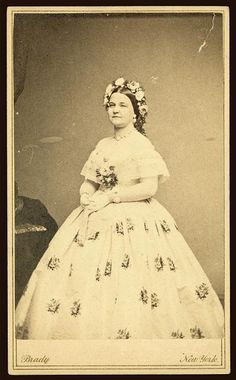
[107,92,135,128]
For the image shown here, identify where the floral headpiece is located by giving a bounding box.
[103,77,148,121]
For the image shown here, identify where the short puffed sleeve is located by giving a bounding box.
[80,138,108,183]
[118,138,170,184]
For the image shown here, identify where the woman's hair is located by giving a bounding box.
[104,78,148,136]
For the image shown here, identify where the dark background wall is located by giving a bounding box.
[14,13,224,298]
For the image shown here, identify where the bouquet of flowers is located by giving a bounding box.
[96,160,118,189]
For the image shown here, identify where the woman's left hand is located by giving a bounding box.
[85,191,110,213]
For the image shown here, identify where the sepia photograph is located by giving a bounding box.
[7,6,229,374]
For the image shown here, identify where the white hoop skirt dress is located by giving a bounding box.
[15,131,224,339]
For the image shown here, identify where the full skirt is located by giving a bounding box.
[16,198,224,340]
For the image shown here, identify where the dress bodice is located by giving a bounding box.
[80,130,170,190]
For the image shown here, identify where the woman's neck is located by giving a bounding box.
[113,124,136,140]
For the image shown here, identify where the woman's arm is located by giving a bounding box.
[83,177,158,214]
[107,176,158,203]
[80,179,99,207]
[80,179,99,197]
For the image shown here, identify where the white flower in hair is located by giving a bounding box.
[115,77,125,86]
[139,105,148,115]
[127,81,140,92]
[105,83,114,96]
[135,90,145,101]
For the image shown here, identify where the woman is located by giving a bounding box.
[16,78,224,339]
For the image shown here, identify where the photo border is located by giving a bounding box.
[6,5,230,375]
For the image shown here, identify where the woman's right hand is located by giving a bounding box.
[85,191,110,214]
[80,193,91,208]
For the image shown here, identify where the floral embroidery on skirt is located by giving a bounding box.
[15,198,224,340]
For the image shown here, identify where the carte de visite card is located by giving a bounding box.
[8,5,230,375]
